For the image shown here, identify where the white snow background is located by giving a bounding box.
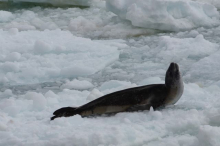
[0,0,220,145]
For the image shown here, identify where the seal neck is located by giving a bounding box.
[165,62,182,88]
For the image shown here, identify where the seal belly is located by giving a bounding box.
[80,105,130,117]
[165,82,184,105]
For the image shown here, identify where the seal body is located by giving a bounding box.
[51,62,183,120]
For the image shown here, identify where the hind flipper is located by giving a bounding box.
[51,107,77,120]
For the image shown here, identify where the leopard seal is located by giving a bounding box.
[51,62,183,120]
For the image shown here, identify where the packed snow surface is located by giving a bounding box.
[106,0,220,31]
[0,1,220,146]
[195,0,220,9]
[0,7,157,38]
[0,29,119,85]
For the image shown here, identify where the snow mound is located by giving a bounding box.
[195,0,220,9]
[138,77,163,86]
[61,79,94,90]
[186,50,220,84]
[25,92,46,111]
[0,29,119,85]
[99,80,137,94]
[133,34,218,66]
[86,88,103,101]
[0,5,158,39]
[0,11,14,22]
[156,34,218,63]
[106,0,220,31]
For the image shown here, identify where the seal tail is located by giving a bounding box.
[51,107,77,120]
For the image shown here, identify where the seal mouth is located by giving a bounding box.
[169,62,179,72]
[165,62,181,87]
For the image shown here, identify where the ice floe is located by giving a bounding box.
[0,1,220,146]
[0,29,119,85]
[106,0,220,31]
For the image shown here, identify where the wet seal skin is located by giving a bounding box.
[51,62,184,120]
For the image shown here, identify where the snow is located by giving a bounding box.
[0,0,220,146]
[98,80,137,94]
[186,49,220,84]
[86,88,103,101]
[0,11,14,22]
[156,34,218,63]
[138,77,163,86]
[25,92,47,111]
[106,0,220,31]
[195,0,220,9]
[0,29,119,85]
[61,79,94,90]
[0,6,158,38]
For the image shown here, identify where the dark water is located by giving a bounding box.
[0,1,88,11]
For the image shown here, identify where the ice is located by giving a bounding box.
[0,89,13,98]
[0,29,119,85]
[138,77,163,86]
[195,0,220,9]
[25,92,46,111]
[61,79,94,90]
[0,11,14,22]
[184,48,220,85]
[86,88,103,101]
[106,0,220,31]
[8,28,19,35]
[0,81,219,145]
[68,16,98,32]
[98,80,137,94]
[33,40,52,54]
[0,122,7,131]
[0,81,220,145]
[156,34,218,63]
[0,62,19,73]
[5,52,21,62]
[0,1,220,145]
[0,6,158,38]
[195,125,220,146]
[0,77,8,85]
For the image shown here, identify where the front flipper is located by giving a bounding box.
[51,107,77,120]
[126,104,151,112]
